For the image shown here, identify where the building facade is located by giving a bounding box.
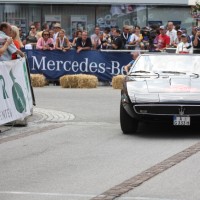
[0,0,198,38]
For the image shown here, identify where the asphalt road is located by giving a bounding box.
[0,86,200,200]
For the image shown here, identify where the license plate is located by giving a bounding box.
[173,116,190,126]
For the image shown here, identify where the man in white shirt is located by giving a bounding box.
[166,21,177,47]
[90,26,101,50]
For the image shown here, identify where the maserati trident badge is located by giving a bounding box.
[179,106,185,116]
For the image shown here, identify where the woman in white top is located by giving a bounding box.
[127,26,142,49]
[55,29,71,52]
[176,33,193,54]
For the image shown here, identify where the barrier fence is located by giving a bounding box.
[0,58,33,126]
[24,49,133,82]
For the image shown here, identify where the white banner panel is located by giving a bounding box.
[0,58,33,125]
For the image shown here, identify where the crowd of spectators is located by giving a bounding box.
[0,20,200,61]
[19,21,200,54]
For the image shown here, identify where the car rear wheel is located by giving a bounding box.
[120,102,138,134]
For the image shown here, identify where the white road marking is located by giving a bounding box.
[0,191,96,197]
[0,192,178,200]
[118,197,178,200]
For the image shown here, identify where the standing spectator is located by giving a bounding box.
[36,30,54,50]
[11,25,24,59]
[150,28,160,51]
[174,29,183,47]
[155,25,170,51]
[71,30,82,48]
[18,26,26,46]
[191,27,200,49]
[128,25,135,34]
[55,29,71,51]
[76,31,92,53]
[134,26,143,50]
[141,26,151,50]
[11,25,24,49]
[103,27,111,39]
[0,37,13,56]
[166,21,177,47]
[190,26,197,40]
[36,22,49,39]
[90,26,101,50]
[111,29,124,50]
[34,21,41,33]
[128,26,140,49]
[53,23,62,45]
[121,25,131,48]
[175,24,181,32]
[25,25,38,47]
[97,31,105,49]
[49,29,54,39]
[176,33,193,54]
[110,26,118,43]
[101,27,112,48]
[0,22,24,61]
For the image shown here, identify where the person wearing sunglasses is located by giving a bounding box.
[36,30,54,50]
[25,25,38,45]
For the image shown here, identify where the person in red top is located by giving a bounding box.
[11,25,24,59]
[156,25,170,52]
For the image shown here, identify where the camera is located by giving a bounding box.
[48,43,54,48]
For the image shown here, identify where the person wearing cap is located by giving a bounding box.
[166,22,177,47]
[191,27,200,49]
[155,25,170,52]
[53,23,61,45]
[176,33,193,54]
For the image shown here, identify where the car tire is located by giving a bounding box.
[120,102,138,134]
